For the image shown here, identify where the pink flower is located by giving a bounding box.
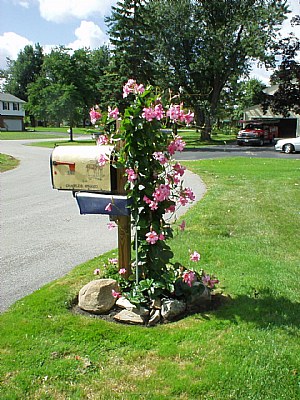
[93,268,100,275]
[98,154,108,167]
[107,222,117,230]
[179,220,186,231]
[174,136,186,152]
[158,233,165,240]
[153,151,168,165]
[136,83,145,95]
[118,268,127,275]
[153,184,170,202]
[154,104,164,120]
[183,111,194,125]
[109,258,118,264]
[97,135,109,145]
[183,270,196,287]
[112,289,121,299]
[185,188,195,202]
[149,200,158,210]
[105,202,112,212]
[125,168,138,183]
[89,107,101,124]
[202,275,219,289]
[166,204,176,213]
[108,106,119,120]
[167,141,177,156]
[146,230,159,244]
[190,251,201,262]
[167,104,184,122]
[143,195,152,204]
[179,196,188,206]
[167,136,186,155]
[142,107,156,121]
[123,79,145,98]
[180,188,195,205]
[173,162,186,176]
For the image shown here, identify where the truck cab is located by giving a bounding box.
[237,123,276,146]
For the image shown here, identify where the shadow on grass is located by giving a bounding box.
[214,289,299,333]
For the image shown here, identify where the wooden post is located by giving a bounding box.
[117,167,131,276]
[115,120,131,276]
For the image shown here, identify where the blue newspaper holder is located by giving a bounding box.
[75,192,131,216]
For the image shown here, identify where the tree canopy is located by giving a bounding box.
[262,33,300,117]
[3,43,44,102]
[148,0,289,139]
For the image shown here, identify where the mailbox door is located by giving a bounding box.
[51,145,114,192]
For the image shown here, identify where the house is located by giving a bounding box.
[242,85,300,138]
[0,93,26,131]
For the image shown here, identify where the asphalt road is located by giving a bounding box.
[0,139,205,313]
[175,143,300,160]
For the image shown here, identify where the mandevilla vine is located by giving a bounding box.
[90,80,217,304]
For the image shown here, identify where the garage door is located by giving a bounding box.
[4,118,22,131]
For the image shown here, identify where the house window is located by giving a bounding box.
[13,102,19,111]
[2,102,9,110]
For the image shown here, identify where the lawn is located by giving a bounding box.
[0,158,299,399]
[0,153,19,172]
[0,128,237,148]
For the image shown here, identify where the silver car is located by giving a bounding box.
[275,137,300,154]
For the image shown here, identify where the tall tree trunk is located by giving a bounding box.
[194,104,211,141]
[69,126,73,142]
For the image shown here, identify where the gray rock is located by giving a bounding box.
[78,279,119,314]
[151,298,161,309]
[161,298,186,320]
[113,309,145,325]
[187,285,211,311]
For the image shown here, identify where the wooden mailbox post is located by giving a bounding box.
[116,166,132,277]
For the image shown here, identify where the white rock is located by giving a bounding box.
[113,309,145,325]
[116,296,137,310]
[78,279,119,314]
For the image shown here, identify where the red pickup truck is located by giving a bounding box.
[237,123,277,146]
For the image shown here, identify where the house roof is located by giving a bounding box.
[0,93,26,103]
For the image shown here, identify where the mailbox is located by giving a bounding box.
[50,145,117,193]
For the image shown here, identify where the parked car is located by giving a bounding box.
[274,137,300,153]
[237,123,275,146]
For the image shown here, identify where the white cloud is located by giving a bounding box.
[38,0,117,23]
[19,1,30,8]
[68,21,108,50]
[0,32,32,69]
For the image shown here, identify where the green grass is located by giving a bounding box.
[0,153,19,172]
[29,139,96,148]
[0,127,236,148]
[0,158,299,399]
[0,131,67,140]
[179,129,237,147]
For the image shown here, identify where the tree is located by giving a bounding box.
[262,33,300,117]
[150,0,289,140]
[25,47,82,139]
[222,78,267,122]
[25,46,110,139]
[3,44,44,101]
[106,0,156,87]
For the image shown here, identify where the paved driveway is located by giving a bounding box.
[0,140,120,312]
[0,139,204,312]
[175,143,300,160]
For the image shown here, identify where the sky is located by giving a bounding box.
[0,0,300,85]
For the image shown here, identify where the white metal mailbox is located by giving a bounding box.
[50,145,117,193]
